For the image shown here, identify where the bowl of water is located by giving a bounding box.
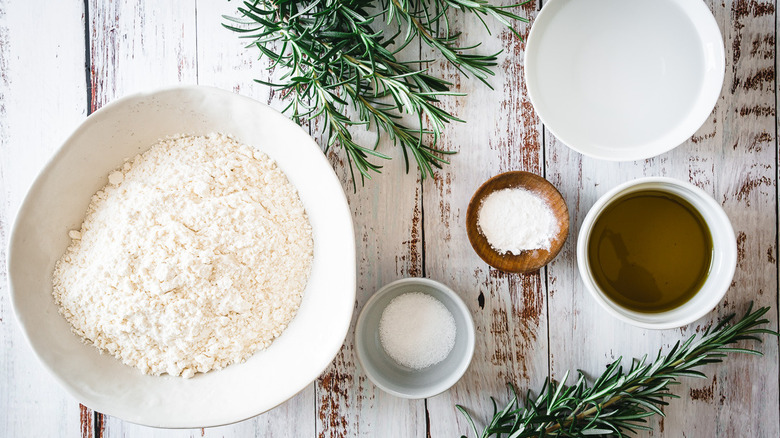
[524,0,725,160]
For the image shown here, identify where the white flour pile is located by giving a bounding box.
[478,188,557,254]
[52,133,313,378]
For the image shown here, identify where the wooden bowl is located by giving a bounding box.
[466,171,569,273]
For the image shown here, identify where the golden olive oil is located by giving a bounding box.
[587,190,713,313]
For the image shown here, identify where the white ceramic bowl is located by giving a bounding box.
[525,0,725,160]
[355,278,475,399]
[7,86,356,427]
[577,177,736,329]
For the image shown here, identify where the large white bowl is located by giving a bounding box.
[7,86,356,427]
[525,0,725,160]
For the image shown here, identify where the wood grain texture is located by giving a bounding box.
[196,1,277,109]
[544,0,780,436]
[87,0,197,110]
[314,153,426,438]
[2,0,780,436]
[310,43,427,438]
[422,2,548,436]
[0,1,87,437]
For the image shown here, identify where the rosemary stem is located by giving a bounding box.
[226,0,525,187]
[459,304,777,438]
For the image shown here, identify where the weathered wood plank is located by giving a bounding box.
[422,2,547,436]
[311,140,425,438]
[545,0,779,436]
[0,1,87,437]
[310,55,427,438]
[196,1,279,110]
[703,1,780,435]
[87,0,197,110]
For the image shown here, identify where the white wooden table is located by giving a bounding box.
[1,1,778,436]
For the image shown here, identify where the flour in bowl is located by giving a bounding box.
[52,133,314,378]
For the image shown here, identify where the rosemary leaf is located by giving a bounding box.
[225,0,529,190]
[458,303,778,437]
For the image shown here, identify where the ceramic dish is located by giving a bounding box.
[525,0,725,160]
[355,278,475,399]
[577,177,736,329]
[7,86,356,427]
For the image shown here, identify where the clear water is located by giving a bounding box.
[534,0,707,150]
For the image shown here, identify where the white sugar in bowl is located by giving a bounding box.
[355,278,476,399]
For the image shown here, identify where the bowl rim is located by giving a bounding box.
[524,0,725,161]
[6,84,357,428]
[355,277,476,399]
[576,177,736,329]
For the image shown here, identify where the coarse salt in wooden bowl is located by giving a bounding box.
[466,171,569,273]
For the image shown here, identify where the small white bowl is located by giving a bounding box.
[355,278,475,399]
[8,86,356,427]
[577,177,736,329]
[525,0,725,160]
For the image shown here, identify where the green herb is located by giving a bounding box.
[224,0,528,190]
[457,303,778,437]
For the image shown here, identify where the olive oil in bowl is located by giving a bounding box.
[587,190,713,313]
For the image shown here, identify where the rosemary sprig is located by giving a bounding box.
[457,303,778,437]
[224,0,529,189]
